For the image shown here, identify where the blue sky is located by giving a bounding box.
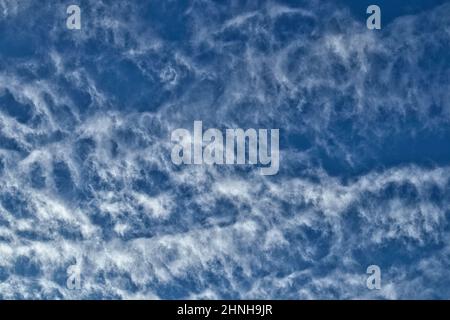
[0,0,449,299]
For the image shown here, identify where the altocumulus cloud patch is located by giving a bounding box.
[0,0,449,299]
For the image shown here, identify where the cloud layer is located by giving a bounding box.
[0,0,449,299]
